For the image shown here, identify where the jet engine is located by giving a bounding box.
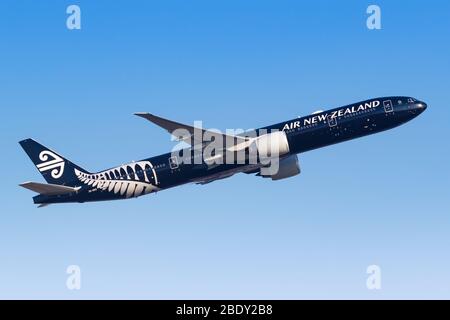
[258,154,301,181]
[254,131,290,159]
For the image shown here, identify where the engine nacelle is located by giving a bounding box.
[254,131,290,159]
[259,154,301,181]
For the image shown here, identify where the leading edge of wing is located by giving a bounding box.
[134,112,248,145]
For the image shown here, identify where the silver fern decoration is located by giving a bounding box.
[74,161,160,198]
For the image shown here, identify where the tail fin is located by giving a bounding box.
[19,138,90,186]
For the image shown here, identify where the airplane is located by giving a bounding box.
[19,96,427,207]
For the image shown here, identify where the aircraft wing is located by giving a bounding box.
[192,164,262,185]
[19,181,81,195]
[134,113,249,147]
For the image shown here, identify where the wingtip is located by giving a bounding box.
[19,181,32,188]
[134,112,149,116]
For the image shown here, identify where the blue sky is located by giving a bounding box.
[0,0,449,299]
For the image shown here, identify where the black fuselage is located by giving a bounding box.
[34,96,427,204]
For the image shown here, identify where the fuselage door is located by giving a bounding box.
[169,156,179,170]
[383,100,394,113]
[327,115,337,127]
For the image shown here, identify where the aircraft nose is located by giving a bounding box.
[416,101,428,113]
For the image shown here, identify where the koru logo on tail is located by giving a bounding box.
[36,150,65,179]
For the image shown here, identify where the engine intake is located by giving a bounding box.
[259,154,301,181]
[255,131,290,159]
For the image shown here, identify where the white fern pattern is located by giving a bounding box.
[74,161,160,198]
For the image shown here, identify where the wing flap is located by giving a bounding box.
[19,181,81,195]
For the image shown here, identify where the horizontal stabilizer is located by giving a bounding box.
[19,181,81,196]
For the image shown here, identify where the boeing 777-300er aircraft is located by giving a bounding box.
[20,96,427,207]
